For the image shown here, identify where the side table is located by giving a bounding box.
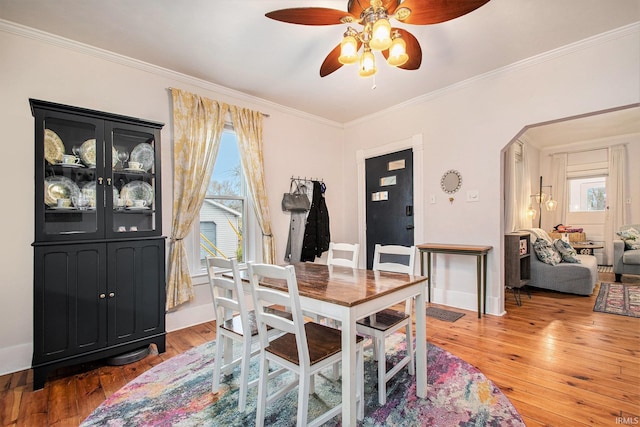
[572,243,604,256]
[417,243,493,318]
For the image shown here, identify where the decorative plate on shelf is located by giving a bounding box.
[44,176,80,206]
[78,139,118,167]
[130,142,154,171]
[44,129,65,164]
[120,181,153,207]
[82,181,119,207]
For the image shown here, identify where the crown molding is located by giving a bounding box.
[0,19,344,129]
[345,22,640,129]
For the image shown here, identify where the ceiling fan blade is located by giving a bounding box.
[266,8,356,25]
[320,44,344,77]
[382,28,422,70]
[395,0,490,25]
[347,0,366,18]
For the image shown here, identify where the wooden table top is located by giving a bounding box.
[241,262,426,308]
[416,243,493,254]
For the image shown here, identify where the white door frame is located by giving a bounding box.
[356,134,424,270]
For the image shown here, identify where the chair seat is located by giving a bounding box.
[266,322,364,366]
[356,308,410,332]
[222,307,292,337]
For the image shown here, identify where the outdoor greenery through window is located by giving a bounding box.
[199,129,245,269]
[568,176,606,212]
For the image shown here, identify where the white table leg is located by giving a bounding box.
[415,282,427,398]
[341,309,357,426]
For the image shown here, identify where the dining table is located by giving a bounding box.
[241,261,428,426]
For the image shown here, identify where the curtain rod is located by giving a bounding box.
[548,142,627,156]
[166,87,270,117]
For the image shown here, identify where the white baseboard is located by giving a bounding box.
[166,303,215,333]
[0,343,33,376]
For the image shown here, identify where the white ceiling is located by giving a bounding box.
[1,0,639,129]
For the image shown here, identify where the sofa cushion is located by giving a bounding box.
[616,227,640,250]
[622,249,640,265]
[553,239,581,263]
[533,238,562,266]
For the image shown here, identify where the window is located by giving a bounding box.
[186,128,250,274]
[568,176,606,212]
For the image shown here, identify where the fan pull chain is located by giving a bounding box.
[371,74,377,90]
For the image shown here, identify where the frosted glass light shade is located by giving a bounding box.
[387,36,408,67]
[338,35,358,64]
[369,19,392,51]
[358,50,376,77]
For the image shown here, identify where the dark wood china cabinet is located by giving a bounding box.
[30,99,166,389]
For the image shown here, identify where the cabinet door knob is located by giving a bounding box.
[109,292,115,298]
[98,177,104,185]
[99,293,106,299]
[106,177,112,186]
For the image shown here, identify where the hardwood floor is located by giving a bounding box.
[1,272,638,426]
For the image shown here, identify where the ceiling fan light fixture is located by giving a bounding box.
[387,33,408,67]
[369,18,392,50]
[358,47,377,77]
[339,34,359,64]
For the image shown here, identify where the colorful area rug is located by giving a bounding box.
[82,334,525,426]
[594,283,640,318]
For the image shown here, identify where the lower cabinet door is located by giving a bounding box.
[33,243,107,364]
[107,239,166,346]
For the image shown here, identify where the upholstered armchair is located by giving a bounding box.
[613,224,640,282]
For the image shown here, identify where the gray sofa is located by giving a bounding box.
[521,228,598,295]
[613,224,640,282]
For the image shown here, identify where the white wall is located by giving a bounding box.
[1,21,638,376]
[0,26,345,375]
[343,24,640,316]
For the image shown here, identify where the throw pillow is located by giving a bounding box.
[553,239,581,263]
[533,238,562,266]
[616,227,640,250]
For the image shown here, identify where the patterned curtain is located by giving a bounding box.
[167,89,228,311]
[230,106,276,264]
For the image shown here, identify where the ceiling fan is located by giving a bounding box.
[266,0,491,78]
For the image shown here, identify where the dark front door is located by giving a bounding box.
[365,149,414,269]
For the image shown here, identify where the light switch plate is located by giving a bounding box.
[430,194,436,204]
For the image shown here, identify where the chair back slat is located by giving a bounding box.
[372,244,416,274]
[247,262,310,367]
[206,257,247,326]
[327,242,360,268]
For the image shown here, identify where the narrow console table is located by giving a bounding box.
[417,243,493,318]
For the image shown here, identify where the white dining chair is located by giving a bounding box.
[248,262,364,427]
[206,256,287,412]
[326,242,360,268]
[356,244,416,405]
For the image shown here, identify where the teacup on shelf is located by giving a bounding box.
[57,198,71,208]
[132,199,147,208]
[62,154,80,165]
[129,161,144,171]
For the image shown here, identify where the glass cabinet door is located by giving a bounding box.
[37,112,105,241]
[107,123,161,238]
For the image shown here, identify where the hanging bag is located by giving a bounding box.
[281,181,310,212]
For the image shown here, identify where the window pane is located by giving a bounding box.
[209,132,242,197]
[199,198,244,268]
[196,130,245,270]
[568,177,606,212]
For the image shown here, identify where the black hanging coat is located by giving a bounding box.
[300,181,330,261]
